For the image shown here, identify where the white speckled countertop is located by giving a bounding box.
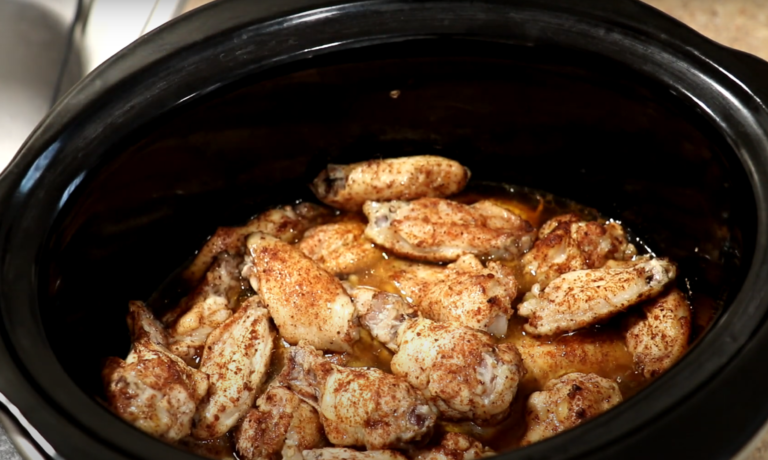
[2,0,767,459]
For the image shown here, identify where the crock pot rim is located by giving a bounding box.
[1,1,768,459]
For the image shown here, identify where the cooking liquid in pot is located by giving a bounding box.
[153,182,716,458]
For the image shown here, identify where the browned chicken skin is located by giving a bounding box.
[280,342,438,450]
[244,232,360,352]
[521,373,622,445]
[298,221,382,275]
[192,297,274,440]
[103,302,209,441]
[412,433,495,460]
[303,448,409,460]
[235,385,326,460]
[352,287,524,424]
[181,203,330,285]
[363,198,535,263]
[625,288,691,378]
[311,155,470,212]
[521,214,637,288]
[386,255,518,336]
[518,257,677,336]
[163,253,243,362]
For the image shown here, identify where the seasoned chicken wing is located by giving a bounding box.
[625,288,691,378]
[244,232,360,352]
[182,203,330,285]
[235,385,325,460]
[193,297,274,439]
[280,342,437,450]
[298,221,382,275]
[352,287,524,423]
[521,373,622,445]
[103,302,209,441]
[513,333,633,388]
[521,214,637,288]
[363,198,535,263]
[387,255,517,336]
[413,433,495,460]
[303,448,409,460]
[518,257,677,336]
[311,155,470,212]
[163,253,243,362]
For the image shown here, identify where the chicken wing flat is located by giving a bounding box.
[193,297,274,439]
[513,333,633,388]
[352,287,524,424]
[363,198,535,263]
[182,203,330,285]
[245,232,360,352]
[280,342,437,450]
[521,373,622,445]
[303,448,409,460]
[413,433,495,460]
[311,155,470,212]
[521,214,636,288]
[127,300,169,346]
[164,253,243,362]
[103,303,209,441]
[298,221,382,275]
[518,257,677,336]
[625,288,691,379]
[235,385,326,460]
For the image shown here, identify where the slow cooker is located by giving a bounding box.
[1,0,768,459]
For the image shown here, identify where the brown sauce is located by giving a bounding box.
[162,181,715,458]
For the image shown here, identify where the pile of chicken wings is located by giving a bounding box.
[103,155,691,459]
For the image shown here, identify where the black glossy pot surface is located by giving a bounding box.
[1,1,768,459]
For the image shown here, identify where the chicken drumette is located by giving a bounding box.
[311,155,470,212]
[521,214,637,288]
[279,342,437,450]
[387,255,517,336]
[192,297,274,439]
[363,198,535,263]
[182,203,330,285]
[163,252,244,362]
[625,288,691,378]
[518,256,677,336]
[412,433,495,460]
[521,373,622,445]
[351,287,524,424]
[244,232,360,352]
[103,302,209,441]
[235,385,326,460]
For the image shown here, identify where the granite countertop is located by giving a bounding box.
[2,0,767,459]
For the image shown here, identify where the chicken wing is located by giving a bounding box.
[193,297,274,439]
[625,288,691,379]
[298,221,382,275]
[521,214,636,288]
[280,342,437,450]
[163,253,244,362]
[363,198,535,263]
[521,373,622,445]
[311,155,470,212]
[303,448,409,460]
[513,333,633,388]
[235,385,326,460]
[244,232,360,352]
[386,255,517,336]
[182,203,330,285]
[352,287,524,424]
[518,257,677,336]
[103,303,209,441]
[413,433,495,460]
